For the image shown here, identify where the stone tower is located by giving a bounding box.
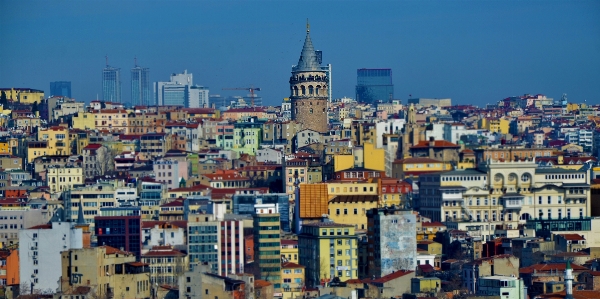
[290,23,328,133]
[398,103,421,158]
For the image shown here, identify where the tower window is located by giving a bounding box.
[310,108,313,114]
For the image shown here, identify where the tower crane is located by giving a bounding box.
[222,87,262,107]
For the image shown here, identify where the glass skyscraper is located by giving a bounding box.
[102,65,121,103]
[355,68,394,104]
[50,81,71,98]
[131,65,151,106]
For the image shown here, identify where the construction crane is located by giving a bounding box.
[222,87,262,107]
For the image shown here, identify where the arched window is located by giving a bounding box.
[301,86,306,95]
[308,85,314,95]
[316,86,320,95]
[293,86,298,96]
[310,108,313,114]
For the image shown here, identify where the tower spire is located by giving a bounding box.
[306,18,310,33]
[565,259,574,299]
[77,199,85,225]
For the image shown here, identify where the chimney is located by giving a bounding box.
[429,136,435,147]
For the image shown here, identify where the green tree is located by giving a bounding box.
[31,101,39,114]
[0,90,7,106]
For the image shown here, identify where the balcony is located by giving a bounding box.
[501,194,524,210]
[440,186,466,201]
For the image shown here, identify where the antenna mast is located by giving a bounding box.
[105,55,108,67]
[134,57,137,67]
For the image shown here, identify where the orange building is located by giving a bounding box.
[0,248,19,286]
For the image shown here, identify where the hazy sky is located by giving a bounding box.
[1,0,599,106]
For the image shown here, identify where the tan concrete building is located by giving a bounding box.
[59,246,151,299]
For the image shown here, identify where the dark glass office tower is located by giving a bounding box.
[103,65,121,103]
[355,68,394,104]
[50,81,71,97]
[131,64,151,106]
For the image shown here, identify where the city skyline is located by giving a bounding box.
[1,1,599,106]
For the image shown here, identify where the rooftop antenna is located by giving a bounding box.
[134,56,137,67]
[105,55,109,67]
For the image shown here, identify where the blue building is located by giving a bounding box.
[355,68,394,104]
[232,193,291,232]
[102,65,121,103]
[50,81,71,98]
[131,64,151,106]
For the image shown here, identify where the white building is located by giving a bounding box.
[155,70,208,108]
[142,222,186,252]
[420,159,591,242]
[375,119,405,149]
[19,222,83,293]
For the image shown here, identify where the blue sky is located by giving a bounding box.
[1,0,599,106]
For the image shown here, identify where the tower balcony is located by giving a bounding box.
[289,76,328,84]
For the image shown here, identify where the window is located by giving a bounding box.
[353,208,357,215]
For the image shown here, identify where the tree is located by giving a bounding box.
[31,101,39,114]
[0,90,7,107]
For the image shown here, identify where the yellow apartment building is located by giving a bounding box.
[281,262,305,296]
[391,157,451,180]
[328,195,378,231]
[0,88,44,104]
[280,239,299,263]
[298,218,358,287]
[0,141,9,154]
[285,159,308,200]
[363,143,385,172]
[478,117,510,134]
[59,246,151,299]
[38,126,71,155]
[333,154,354,172]
[326,181,378,197]
[72,112,96,130]
[47,165,84,193]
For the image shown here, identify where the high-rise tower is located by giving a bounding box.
[290,23,329,133]
[102,57,121,103]
[50,81,71,98]
[131,59,151,106]
[356,68,393,104]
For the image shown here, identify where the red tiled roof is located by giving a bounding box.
[254,279,272,287]
[83,143,102,150]
[28,224,52,229]
[422,221,446,227]
[393,157,443,164]
[367,270,414,283]
[141,220,187,229]
[520,262,588,274]
[101,245,131,255]
[558,234,586,241]
[410,140,460,148]
[281,239,298,246]
[142,249,185,257]
[282,262,304,269]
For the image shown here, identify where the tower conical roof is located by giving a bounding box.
[77,199,86,225]
[294,27,321,72]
